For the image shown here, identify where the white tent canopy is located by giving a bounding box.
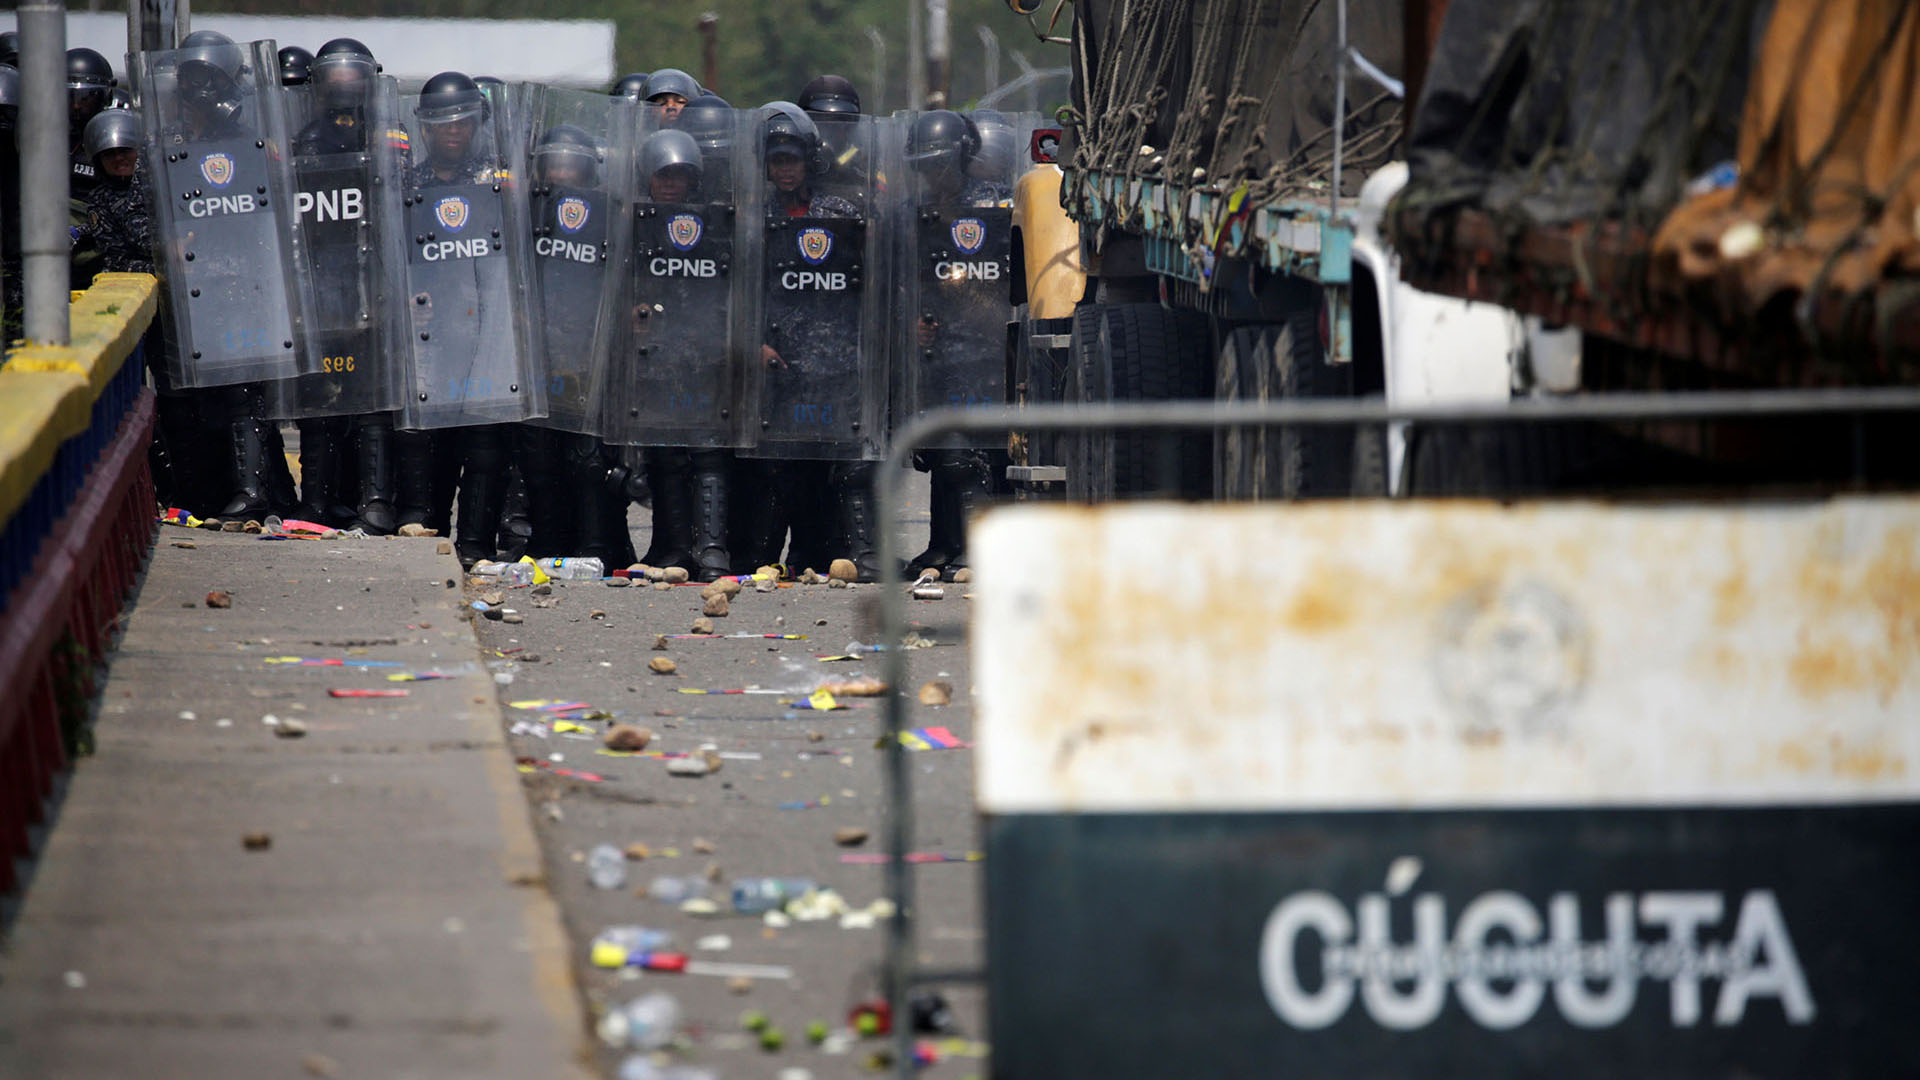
[1,11,617,90]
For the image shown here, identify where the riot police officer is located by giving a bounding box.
[900,110,1012,578]
[278,45,314,86]
[610,72,652,100]
[644,69,701,123]
[67,48,116,200]
[398,71,517,564]
[745,103,881,579]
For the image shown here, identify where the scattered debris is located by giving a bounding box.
[839,851,983,865]
[807,730,825,742]
[625,843,652,861]
[692,836,716,854]
[917,681,953,707]
[398,523,436,537]
[205,590,232,609]
[828,559,858,582]
[605,576,631,589]
[819,676,888,697]
[706,579,743,598]
[951,568,973,583]
[273,718,308,739]
[898,727,967,750]
[300,1052,340,1078]
[435,540,454,555]
[605,724,654,751]
[690,616,715,634]
[834,827,870,847]
[172,540,197,550]
[242,832,272,851]
[663,566,691,584]
[754,575,778,593]
[648,657,679,675]
[502,613,524,624]
[652,634,669,650]
[827,578,849,590]
[666,751,722,777]
[591,609,608,619]
[911,583,945,600]
[727,975,755,995]
[703,593,730,618]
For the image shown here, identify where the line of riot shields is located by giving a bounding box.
[136,38,1046,471]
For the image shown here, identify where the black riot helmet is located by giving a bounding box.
[966,108,1016,182]
[312,38,378,109]
[643,68,701,106]
[278,45,313,86]
[0,31,19,69]
[907,109,978,177]
[611,72,651,100]
[67,48,117,130]
[640,128,702,200]
[0,64,19,136]
[83,107,142,165]
[797,74,859,117]
[534,123,600,186]
[174,31,247,125]
[762,101,820,166]
[415,70,488,124]
[678,96,732,154]
[473,75,506,92]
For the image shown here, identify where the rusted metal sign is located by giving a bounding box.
[973,497,1920,1078]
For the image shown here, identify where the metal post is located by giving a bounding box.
[697,13,720,96]
[19,1,70,346]
[1330,0,1347,220]
[908,0,924,111]
[977,25,1001,102]
[127,0,188,91]
[866,26,887,115]
[925,0,950,108]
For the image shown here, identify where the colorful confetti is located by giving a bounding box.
[898,727,967,751]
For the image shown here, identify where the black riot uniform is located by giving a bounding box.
[161,32,300,522]
[513,123,633,564]
[67,49,117,291]
[288,38,388,530]
[626,127,737,580]
[398,72,512,564]
[903,110,1011,579]
[740,102,881,580]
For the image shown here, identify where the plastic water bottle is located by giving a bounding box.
[647,875,709,904]
[730,877,818,914]
[587,843,628,890]
[537,556,604,581]
[603,991,681,1051]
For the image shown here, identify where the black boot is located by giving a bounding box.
[453,426,506,567]
[395,429,438,530]
[908,452,989,579]
[690,451,731,582]
[640,449,696,570]
[218,417,274,522]
[352,418,398,534]
[497,464,532,561]
[264,422,299,514]
[518,426,571,557]
[729,460,784,572]
[784,463,834,575]
[294,418,343,525]
[831,461,882,583]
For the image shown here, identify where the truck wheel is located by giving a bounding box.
[1272,306,1355,498]
[1072,302,1212,500]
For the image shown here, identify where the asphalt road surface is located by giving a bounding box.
[474,474,991,1078]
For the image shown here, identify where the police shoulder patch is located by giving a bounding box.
[798,226,833,265]
[951,217,986,256]
[434,195,471,232]
[556,196,590,233]
[668,212,703,251]
[199,152,235,188]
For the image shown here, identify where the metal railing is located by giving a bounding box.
[870,385,1920,1074]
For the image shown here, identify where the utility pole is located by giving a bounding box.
[865,26,886,115]
[19,1,70,345]
[976,25,1000,106]
[127,0,189,89]
[925,0,950,108]
[697,12,720,95]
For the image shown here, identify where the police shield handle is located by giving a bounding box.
[761,344,787,370]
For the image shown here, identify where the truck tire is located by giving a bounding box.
[1072,302,1213,499]
[1272,306,1355,498]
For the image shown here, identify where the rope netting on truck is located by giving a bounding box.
[1391,0,1920,379]
[1060,0,1404,231]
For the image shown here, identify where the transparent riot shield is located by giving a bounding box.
[136,38,307,388]
[600,105,757,449]
[262,72,408,420]
[890,110,1034,449]
[522,85,630,435]
[744,109,887,460]
[397,80,544,429]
